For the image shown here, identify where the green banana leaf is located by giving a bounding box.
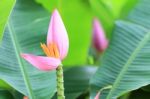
[64,66,96,99]
[89,0,137,38]
[0,90,14,99]
[0,79,12,90]
[90,0,150,99]
[0,0,57,99]
[129,89,150,99]
[89,0,114,38]
[100,0,137,18]
[0,0,16,41]
[35,0,58,12]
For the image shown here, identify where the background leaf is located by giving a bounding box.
[129,89,150,99]
[100,0,138,18]
[35,0,58,12]
[60,0,93,66]
[0,80,12,90]
[0,0,57,98]
[0,0,16,41]
[90,0,150,98]
[0,90,14,99]
[64,66,96,99]
[89,0,114,38]
[89,0,137,38]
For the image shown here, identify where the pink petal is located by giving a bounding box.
[94,92,100,99]
[23,96,28,99]
[47,9,69,60]
[21,53,61,71]
[93,18,108,53]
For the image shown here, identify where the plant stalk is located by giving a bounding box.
[56,65,65,99]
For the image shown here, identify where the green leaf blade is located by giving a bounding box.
[7,21,35,99]
[0,0,57,98]
[106,21,150,99]
[0,0,16,41]
[64,66,97,99]
[91,20,150,99]
[90,0,150,98]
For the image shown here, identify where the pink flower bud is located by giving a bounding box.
[92,18,108,53]
[21,9,69,71]
[95,92,100,99]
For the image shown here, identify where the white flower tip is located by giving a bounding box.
[52,9,60,18]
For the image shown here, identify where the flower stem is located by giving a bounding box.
[56,65,65,99]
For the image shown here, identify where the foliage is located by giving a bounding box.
[91,0,150,99]
[89,0,137,38]
[1,0,150,99]
[0,0,16,41]
[0,0,56,98]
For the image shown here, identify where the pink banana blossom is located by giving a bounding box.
[21,9,69,71]
[92,18,108,53]
[94,92,100,99]
[23,96,28,99]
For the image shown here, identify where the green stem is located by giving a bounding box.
[56,65,65,99]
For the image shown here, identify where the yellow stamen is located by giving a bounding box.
[48,43,55,57]
[53,43,60,58]
[40,42,60,58]
[40,43,51,57]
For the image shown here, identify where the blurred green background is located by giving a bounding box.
[2,0,150,99]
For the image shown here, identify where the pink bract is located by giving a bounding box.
[94,92,100,99]
[47,9,69,60]
[92,18,108,53]
[21,9,69,71]
[21,54,61,71]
